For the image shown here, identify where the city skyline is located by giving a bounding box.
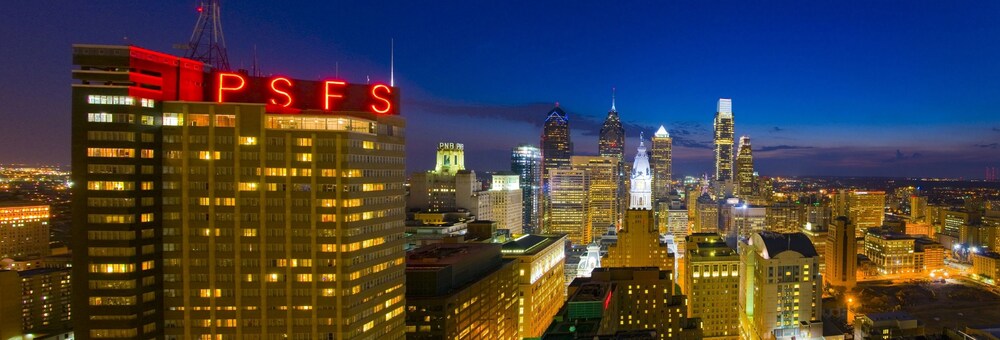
[2,1,1000,178]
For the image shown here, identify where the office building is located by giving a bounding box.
[72,44,406,339]
[547,169,590,245]
[410,143,494,220]
[767,202,805,234]
[606,136,674,272]
[739,232,823,340]
[572,156,620,240]
[490,173,524,234]
[685,233,739,339]
[825,217,856,289]
[542,105,573,232]
[971,252,1000,285]
[502,234,567,339]
[863,227,945,276]
[695,194,720,234]
[910,195,928,223]
[0,202,50,260]
[405,243,519,340]
[833,191,885,237]
[735,136,754,199]
[0,270,20,340]
[511,144,542,233]
[714,99,735,183]
[731,204,767,243]
[19,267,73,336]
[651,125,673,200]
[800,223,829,276]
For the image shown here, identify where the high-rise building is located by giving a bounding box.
[606,137,673,272]
[735,136,754,199]
[0,270,21,340]
[599,92,626,221]
[511,144,542,233]
[910,195,928,223]
[767,202,806,234]
[72,44,406,339]
[405,243,519,340]
[825,217,857,289]
[651,125,673,200]
[572,156,620,240]
[695,194,720,234]
[490,173,524,235]
[547,169,590,245]
[409,144,494,220]
[714,99,735,183]
[730,204,767,243]
[801,223,829,276]
[739,232,823,340]
[541,105,573,232]
[833,190,885,237]
[501,234,567,338]
[18,267,73,336]
[0,202,50,260]
[685,233,740,339]
[864,227,945,276]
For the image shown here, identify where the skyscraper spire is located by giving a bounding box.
[390,38,395,87]
[611,87,616,111]
[630,133,652,210]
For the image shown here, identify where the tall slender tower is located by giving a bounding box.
[599,89,626,226]
[184,0,231,70]
[735,135,754,199]
[650,125,672,200]
[714,98,735,182]
[511,144,542,233]
[825,216,857,289]
[541,105,572,232]
[629,133,652,210]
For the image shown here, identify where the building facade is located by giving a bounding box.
[0,202,50,260]
[511,144,542,233]
[490,173,524,235]
[833,191,885,238]
[739,232,823,340]
[405,243,519,340]
[735,136,754,199]
[571,156,620,241]
[501,234,567,339]
[685,233,739,339]
[651,125,673,200]
[541,106,573,233]
[714,99,735,183]
[824,217,856,289]
[547,169,590,245]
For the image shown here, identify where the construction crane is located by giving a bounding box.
[176,0,231,71]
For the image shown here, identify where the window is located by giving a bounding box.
[216,115,236,127]
[240,136,257,145]
[87,95,136,106]
[88,148,134,158]
[88,181,133,191]
[163,113,183,126]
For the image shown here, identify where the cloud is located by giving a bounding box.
[975,143,999,149]
[883,149,923,163]
[769,126,785,133]
[407,98,714,149]
[992,127,1000,132]
[756,145,814,152]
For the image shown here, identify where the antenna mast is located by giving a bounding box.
[185,0,231,71]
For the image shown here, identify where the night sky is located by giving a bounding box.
[2,1,999,178]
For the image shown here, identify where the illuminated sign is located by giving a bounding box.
[213,72,399,115]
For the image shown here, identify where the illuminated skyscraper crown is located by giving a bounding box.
[629,133,652,210]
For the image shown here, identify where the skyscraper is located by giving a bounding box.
[833,190,886,238]
[72,44,406,339]
[685,233,740,339]
[571,156,620,241]
[511,144,542,233]
[599,91,626,227]
[546,169,590,245]
[628,133,652,210]
[541,105,572,232]
[739,232,823,339]
[714,99,735,183]
[0,202,50,260]
[825,217,857,289]
[501,234,567,338]
[735,135,754,199]
[651,125,673,200]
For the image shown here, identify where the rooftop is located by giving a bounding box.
[756,231,818,259]
[501,234,564,255]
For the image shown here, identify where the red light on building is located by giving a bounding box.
[370,84,392,114]
[216,72,246,103]
[323,80,347,111]
[269,77,294,107]
[603,290,613,310]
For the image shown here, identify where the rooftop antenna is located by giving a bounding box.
[182,0,231,70]
[251,44,259,77]
[390,38,395,87]
[335,62,339,78]
[611,87,616,111]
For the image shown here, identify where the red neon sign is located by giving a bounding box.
[212,72,396,115]
[603,290,612,310]
[269,77,294,107]
[370,84,392,114]
[217,72,246,103]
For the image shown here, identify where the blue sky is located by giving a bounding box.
[1,1,998,177]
